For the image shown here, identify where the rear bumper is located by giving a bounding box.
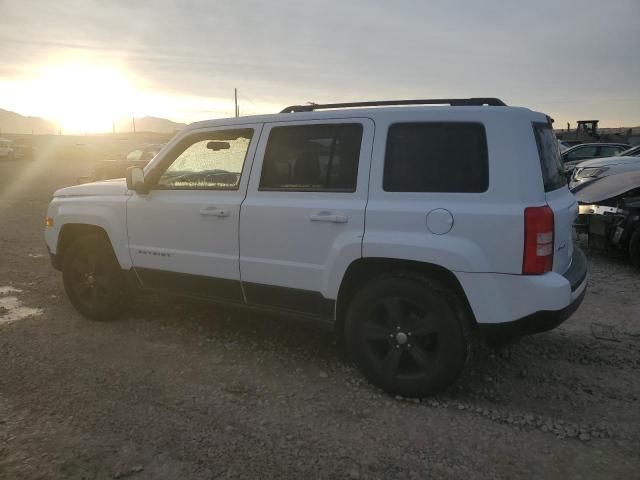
[479,247,588,337]
[479,284,586,337]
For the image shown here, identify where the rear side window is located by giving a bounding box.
[259,124,363,192]
[533,122,565,191]
[383,122,488,193]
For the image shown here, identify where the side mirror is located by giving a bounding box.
[126,166,148,193]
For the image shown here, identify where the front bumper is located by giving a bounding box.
[479,247,588,338]
[47,245,62,271]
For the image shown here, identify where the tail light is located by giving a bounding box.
[523,205,554,275]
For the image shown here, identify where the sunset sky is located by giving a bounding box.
[0,0,638,133]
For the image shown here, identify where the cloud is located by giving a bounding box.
[0,0,638,126]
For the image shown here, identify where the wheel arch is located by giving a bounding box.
[335,257,477,336]
[56,223,113,269]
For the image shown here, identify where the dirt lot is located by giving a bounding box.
[1,147,639,479]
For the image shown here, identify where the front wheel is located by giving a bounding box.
[62,233,126,320]
[345,274,470,397]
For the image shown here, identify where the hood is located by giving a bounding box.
[574,156,640,169]
[54,178,129,197]
[573,170,640,204]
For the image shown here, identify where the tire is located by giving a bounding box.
[630,227,640,270]
[345,274,470,397]
[62,233,126,320]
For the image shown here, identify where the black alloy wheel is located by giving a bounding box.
[346,275,469,397]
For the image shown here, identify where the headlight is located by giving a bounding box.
[573,166,608,180]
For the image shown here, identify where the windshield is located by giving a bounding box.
[621,145,640,157]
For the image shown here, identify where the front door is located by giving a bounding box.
[126,124,261,301]
[239,119,374,316]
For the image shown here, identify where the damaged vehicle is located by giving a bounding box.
[571,145,640,269]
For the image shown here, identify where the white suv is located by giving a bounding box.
[45,98,587,397]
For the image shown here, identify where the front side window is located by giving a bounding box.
[259,124,363,192]
[156,129,253,190]
[384,122,488,193]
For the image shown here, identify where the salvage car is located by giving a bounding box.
[572,153,640,269]
[45,98,587,397]
[570,144,640,192]
[93,144,165,180]
[562,142,630,174]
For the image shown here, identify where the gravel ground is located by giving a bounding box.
[1,157,639,479]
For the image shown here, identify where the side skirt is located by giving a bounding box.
[127,268,335,321]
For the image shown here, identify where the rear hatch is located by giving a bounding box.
[533,122,577,274]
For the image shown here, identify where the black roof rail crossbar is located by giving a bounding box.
[280,97,506,113]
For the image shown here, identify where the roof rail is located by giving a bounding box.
[280,97,506,113]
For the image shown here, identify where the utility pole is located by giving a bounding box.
[234,88,239,117]
[112,120,116,136]
[132,116,136,134]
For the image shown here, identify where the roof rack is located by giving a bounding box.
[280,97,506,113]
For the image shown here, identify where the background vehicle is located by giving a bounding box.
[562,142,630,173]
[45,98,587,397]
[0,137,14,160]
[570,144,640,192]
[572,160,640,269]
[93,143,164,180]
[12,139,37,160]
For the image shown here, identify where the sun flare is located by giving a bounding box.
[30,59,138,133]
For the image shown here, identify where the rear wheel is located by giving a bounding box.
[345,274,470,397]
[62,233,126,320]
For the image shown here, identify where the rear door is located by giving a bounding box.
[239,118,374,316]
[533,122,576,273]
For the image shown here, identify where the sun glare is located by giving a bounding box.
[31,59,137,133]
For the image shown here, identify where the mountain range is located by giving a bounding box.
[0,108,187,135]
[0,108,58,135]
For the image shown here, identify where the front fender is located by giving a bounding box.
[45,196,131,269]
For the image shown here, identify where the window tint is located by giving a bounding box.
[383,122,488,193]
[259,124,363,192]
[565,146,598,160]
[156,129,253,190]
[533,123,565,192]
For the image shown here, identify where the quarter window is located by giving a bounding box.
[384,122,489,193]
[156,129,253,190]
[259,124,363,192]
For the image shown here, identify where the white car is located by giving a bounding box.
[0,138,14,159]
[44,98,587,397]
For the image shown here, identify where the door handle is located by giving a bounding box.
[309,212,348,223]
[199,206,230,217]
